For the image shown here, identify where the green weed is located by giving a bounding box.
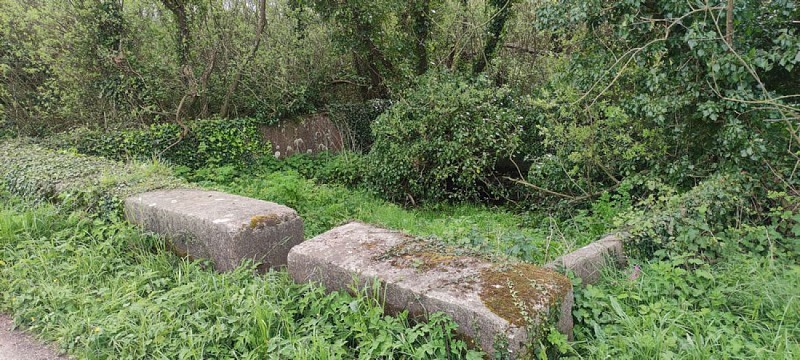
[0,194,482,359]
[569,255,800,359]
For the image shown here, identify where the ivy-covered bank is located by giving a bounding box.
[0,139,185,214]
[44,118,267,170]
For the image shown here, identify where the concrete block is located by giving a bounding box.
[124,189,303,272]
[287,222,572,358]
[545,234,626,284]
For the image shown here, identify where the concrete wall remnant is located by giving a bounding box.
[125,189,304,272]
[287,222,573,358]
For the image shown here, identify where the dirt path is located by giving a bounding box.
[0,314,69,360]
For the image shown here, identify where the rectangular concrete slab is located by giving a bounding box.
[125,189,303,272]
[545,234,626,284]
[287,222,573,358]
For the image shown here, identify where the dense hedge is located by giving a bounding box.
[46,118,268,170]
[365,73,530,203]
[0,139,186,214]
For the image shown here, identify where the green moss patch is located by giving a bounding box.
[479,264,571,327]
[248,214,282,229]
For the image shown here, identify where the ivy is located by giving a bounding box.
[366,72,529,203]
[47,118,268,170]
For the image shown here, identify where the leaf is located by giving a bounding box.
[609,296,627,319]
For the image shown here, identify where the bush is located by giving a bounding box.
[366,73,529,203]
[315,152,368,186]
[616,172,786,262]
[48,118,268,170]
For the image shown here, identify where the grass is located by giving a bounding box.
[0,194,482,359]
[191,162,624,264]
[565,254,800,359]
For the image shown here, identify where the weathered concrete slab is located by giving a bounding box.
[287,222,572,358]
[125,189,303,272]
[545,234,626,284]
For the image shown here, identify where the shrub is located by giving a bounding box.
[618,173,762,262]
[47,118,268,170]
[366,73,529,203]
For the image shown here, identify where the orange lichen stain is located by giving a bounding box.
[249,214,281,229]
[479,263,571,327]
[362,241,380,250]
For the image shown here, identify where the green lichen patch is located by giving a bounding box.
[376,236,487,272]
[479,264,571,327]
[249,214,281,229]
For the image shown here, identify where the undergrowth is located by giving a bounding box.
[185,157,627,264]
[0,193,482,359]
[566,254,800,359]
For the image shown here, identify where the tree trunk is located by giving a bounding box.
[474,0,513,74]
[725,0,734,50]
[220,0,267,118]
[411,0,430,75]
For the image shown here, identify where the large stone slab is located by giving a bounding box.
[125,189,303,272]
[545,234,626,284]
[287,222,573,358]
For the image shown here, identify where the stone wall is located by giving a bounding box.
[261,113,344,158]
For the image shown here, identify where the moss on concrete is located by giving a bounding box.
[249,214,282,229]
[377,236,487,272]
[479,263,571,327]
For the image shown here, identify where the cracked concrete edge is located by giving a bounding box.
[0,314,70,360]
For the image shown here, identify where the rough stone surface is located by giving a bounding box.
[261,113,343,158]
[545,234,626,284]
[0,314,69,360]
[125,189,303,272]
[287,222,573,358]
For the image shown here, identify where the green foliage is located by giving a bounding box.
[327,100,392,152]
[0,197,482,359]
[314,151,369,186]
[189,155,614,263]
[570,254,800,358]
[366,72,529,203]
[533,0,800,190]
[0,139,185,215]
[618,173,751,261]
[50,118,267,170]
[524,94,666,199]
[618,172,798,263]
[0,0,342,132]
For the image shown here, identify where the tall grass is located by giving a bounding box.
[568,255,800,359]
[0,195,481,359]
